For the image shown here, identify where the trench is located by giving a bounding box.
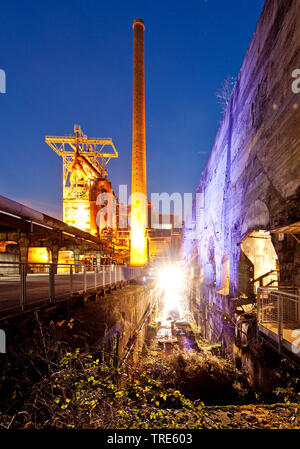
[0,280,298,429]
[123,289,258,407]
[124,283,298,408]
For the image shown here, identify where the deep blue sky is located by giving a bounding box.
[0,0,264,218]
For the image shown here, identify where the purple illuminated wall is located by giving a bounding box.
[183,0,300,350]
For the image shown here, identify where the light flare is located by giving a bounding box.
[157,266,185,292]
[157,265,186,320]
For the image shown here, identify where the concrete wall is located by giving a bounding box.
[183,0,300,350]
[0,281,157,372]
[80,283,157,364]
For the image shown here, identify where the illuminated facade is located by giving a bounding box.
[130,18,148,266]
[182,0,300,359]
[28,247,51,264]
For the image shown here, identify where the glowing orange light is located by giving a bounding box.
[130,211,147,266]
[64,201,90,232]
[28,247,50,263]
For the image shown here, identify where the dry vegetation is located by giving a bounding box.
[0,315,299,429]
[140,349,252,405]
[0,317,216,429]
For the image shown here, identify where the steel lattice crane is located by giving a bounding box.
[45,125,118,235]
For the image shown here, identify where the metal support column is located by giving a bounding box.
[20,263,27,311]
[278,295,282,353]
[70,265,73,296]
[84,265,87,292]
[49,263,55,303]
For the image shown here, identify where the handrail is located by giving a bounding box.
[0,261,126,267]
[0,262,143,316]
[258,287,300,300]
[257,287,300,356]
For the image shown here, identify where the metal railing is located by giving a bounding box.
[0,261,143,315]
[257,287,300,355]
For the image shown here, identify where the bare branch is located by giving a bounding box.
[215,76,236,113]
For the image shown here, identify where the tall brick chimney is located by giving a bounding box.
[132,18,147,198]
[130,18,148,266]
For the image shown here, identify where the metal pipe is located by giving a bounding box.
[0,194,111,250]
[0,195,43,222]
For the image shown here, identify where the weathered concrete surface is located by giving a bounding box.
[183,0,300,353]
[83,283,157,362]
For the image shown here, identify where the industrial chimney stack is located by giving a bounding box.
[130,18,148,266]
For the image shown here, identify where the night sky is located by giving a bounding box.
[0,0,264,218]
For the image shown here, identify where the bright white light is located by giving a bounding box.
[157,265,186,321]
[164,291,181,312]
[157,266,185,292]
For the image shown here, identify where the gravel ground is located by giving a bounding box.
[203,403,300,429]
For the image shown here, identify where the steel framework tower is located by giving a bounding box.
[130,18,148,266]
[46,125,118,233]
